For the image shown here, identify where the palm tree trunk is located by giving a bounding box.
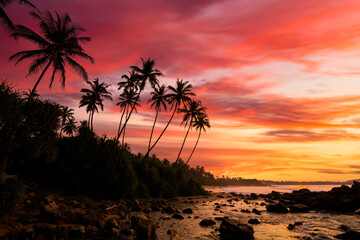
[91,111,94,131]
[116,109,126,141]
[118,89,142,137]
[31,59,52,95]
[122,105,129,147]
[148,109,159,151]
[143,103,178,159]
[88,112,91,128]
[175,118,193,164]
[185,130,201,166]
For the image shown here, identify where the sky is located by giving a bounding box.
[1,0,360,181]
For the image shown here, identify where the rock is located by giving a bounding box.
[252,208,261,215]
[167,229,177,235]
[260,202,266,206]
[339,225,351,231]
[171,214,184,220]
[182,208,193,214]
[351,181,360,192]
[106,218,119,229]
[40,202,61,222]
[58,224,86,238]
[194,216,200,219]
[266,203,289,213]
[121,228,134,235]
[131,215,158,240]
[215,217,223,221]
[0,229,9,238]
[199,219,216,226]
[86,225,99,235]
[219,218,254,240]
[354,209,360,215]
[289,204,310,213]
[248,219,261,224]
[163,206,176,214]
[241,209,251,213]
[294,222,303,226]
[287,224,295,230]
[334,230,360,239]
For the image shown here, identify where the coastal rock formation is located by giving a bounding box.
[131,215,158,240]
[219,217,254,240]
[199,219,216,226]
[266,202,289,213]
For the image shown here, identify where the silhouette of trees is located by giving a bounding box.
[9,10,94,94]
[175,99,206,164]
[79,78,112,131]
[62,118,77,136]
[59,106,74,137]
[0,0,36,32]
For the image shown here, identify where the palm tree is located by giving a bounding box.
[62,118,77,136]
[9,10,94,95]
[175,99,206,164]
[144,79,195,157]
[185,113,210,165]
[0,0,35,32]
[116,88,140,144]
[118,57,163,137]
[118,70,139,92]
[79,78,112,131]
[147,84,168,151]
[59,106,74,137]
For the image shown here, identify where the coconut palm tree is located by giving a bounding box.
[144,79,195,158]
[0,0,36,32]
[9,10,94,95]
[79,78,112,131]
[175,99,206,164]
[59,106,74,137]
[118,70,139,92]
[185,113,210,165]
[116,88,140,144]
[62,118,77,136]
[118,58,163,137]
[147,84,168,151]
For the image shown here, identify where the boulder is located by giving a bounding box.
[266,203,289,213]
[248,219,260,224]
[199,219,216,226]
[131,215,158,240]
[289,204,310,213]
[171,214,184,220]
[334,230,360,239]
[219,218,254,240]
[163,206,176,214]
[182,208,193,214]
[287,224,295,230]
[252,208,261,215]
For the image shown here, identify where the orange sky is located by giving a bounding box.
[1,0,360,181]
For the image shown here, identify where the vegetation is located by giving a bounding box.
[0,0,36,32]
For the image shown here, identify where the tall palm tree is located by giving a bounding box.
[59,106,74,137]
[9,10,94,95]
[0,0,36,32]
[79,78,112,131]
[62,118,77,136]
[116,88,140,144]
[175,99,206,164]
[118,70,139,92]
[118,57,163,137]
[185,113,210,165]
[147,84,168,151]
[144,79,195,157]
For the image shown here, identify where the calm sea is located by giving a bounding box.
[204,184,343,194]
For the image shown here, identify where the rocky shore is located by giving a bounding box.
[0,180,359,239]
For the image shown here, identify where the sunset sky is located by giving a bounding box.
[1,0,360,181]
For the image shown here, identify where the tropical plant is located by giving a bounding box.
[0,0,35,32]
[62,118,77,136]
[79,78,112,131]
[185,113,210,165]
[147,84,168,151]
[118,58,163,137]
[144,79,195,158]
[9,10,94,94]
[59,106,74,137]
[175,99,206,164]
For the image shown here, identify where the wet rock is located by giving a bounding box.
[219,217,254,240]
[260,202,266,206]
[131,215,158,240]
[171,214,184,220]
[58,224,86,238]
[334,230,360,239]
[289,204,310,213]
[287,224,295,230]
[215,217,224,221]
[241,209,251,213]
[294,222,303,226]
[121,228,134,235]
[199,219,216,226]
[163,206,176,214]
[182,208,193,214]
[252,208,261,215]
[151,206,161,212]
[194,216,200,219]
[354,209,360,215]
[339,225,351,231]
[248,219,260,224]
[86,225,99,235]
[167,228,177,235]
[266,202,289,213]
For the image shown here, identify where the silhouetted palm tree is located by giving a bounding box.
[118,70,139,92]
[9,10,94,94]
[59,106,74,137]
[147,84,168,151]
[175,99,206,164]
[79,78,112,131]
[144,79,195,157]
[62,118,77,136]
[118,58,163,137]
[185,113,210,165]
[116,88,140,144]
[0,0,35,32]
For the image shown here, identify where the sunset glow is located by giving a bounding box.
[2,0,360,181]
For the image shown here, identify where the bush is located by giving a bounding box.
[0,177,24,217]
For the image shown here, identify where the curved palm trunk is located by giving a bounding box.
[175,118,193,164]
[148,109,159,151]
[88,112,91,128]
[116,108,126,141]
[91,111,94,131]
[143,103,178,159]
[31,59,52,95]
[122,105,129,147]
[118,89,142,137]
[185,130,201,166]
